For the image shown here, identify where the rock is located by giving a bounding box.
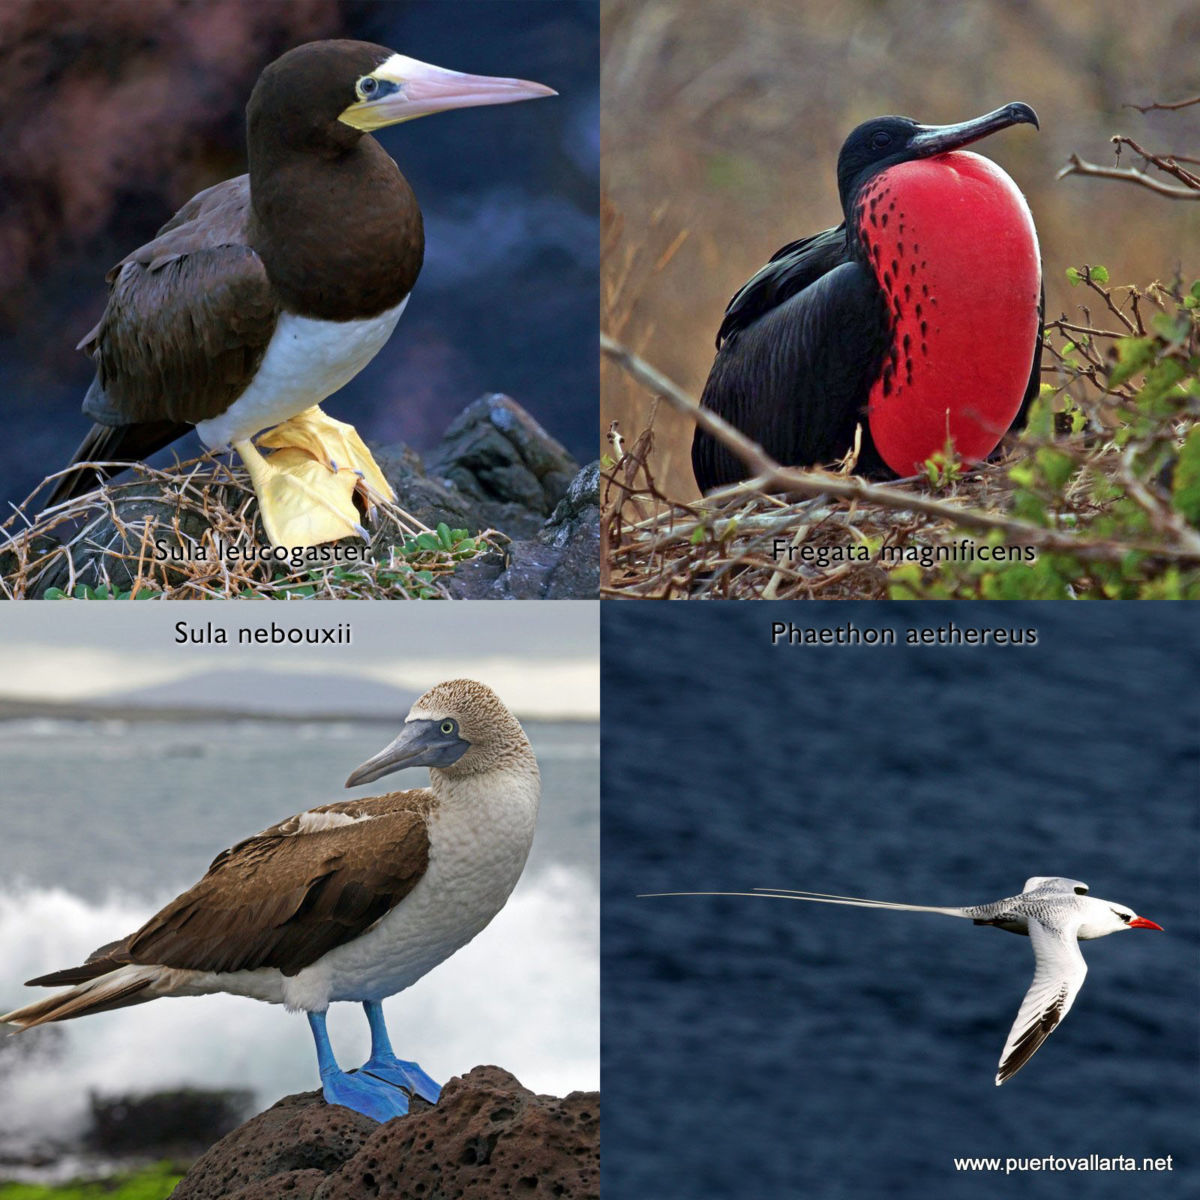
[9,395,598,598]
[171,1066,599,1200]
[446,461,601,599]
[426,394,579,538]
[87,1087,254,1157]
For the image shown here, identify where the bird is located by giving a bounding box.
[642,877,1161,1084]
[692,102,1043,493]
[1,679,541,1123]
[45,41,555,548]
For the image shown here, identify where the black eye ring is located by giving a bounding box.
[870,130,892,150]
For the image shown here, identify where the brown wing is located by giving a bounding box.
[25,794,434,988]
[80,176,279,427]
[46,178,280,506]
[125,801,430,977]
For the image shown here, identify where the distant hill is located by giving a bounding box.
[103,670,419,720]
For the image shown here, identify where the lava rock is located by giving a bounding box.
[171,1066,599,1200]
[446,461,601,599]
[426,394,579,538]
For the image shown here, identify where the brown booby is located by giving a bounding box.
[46,42,555,547]
[1,680,541,1123]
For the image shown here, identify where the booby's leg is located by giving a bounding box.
[234,438,368,549]
[307,1010,411,1122]
[359,1000,442,1103]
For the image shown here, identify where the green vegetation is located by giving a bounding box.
[0,1163,183,1200]
[891,269,1200,599]
[38,524,484,601]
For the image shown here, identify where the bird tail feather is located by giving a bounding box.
[43,419,189,509]
[638,888,969,919]
[1,965,162,1029]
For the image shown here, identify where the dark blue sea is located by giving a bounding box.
[603,604,1198,1200]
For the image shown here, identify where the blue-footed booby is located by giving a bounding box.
[2,680,540,1123]
[44,41,555,548]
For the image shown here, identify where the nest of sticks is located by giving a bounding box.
[1,454,498,600]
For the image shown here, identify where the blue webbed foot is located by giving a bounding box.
[361,1054,442,1104]
[321,1068,411,1122]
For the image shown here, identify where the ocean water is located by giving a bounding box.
[0,717,597,1159]
[603,604,1198,1200]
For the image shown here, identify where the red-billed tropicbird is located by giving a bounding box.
[644,876,1162,1084]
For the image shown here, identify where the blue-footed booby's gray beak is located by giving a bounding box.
[345,719,470,787]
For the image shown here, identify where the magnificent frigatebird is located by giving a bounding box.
[46,41,554,547]
[692,103,1043,492]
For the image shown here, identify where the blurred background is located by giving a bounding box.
[0,603,598,1180]
[604,603,1198,1200]
[0,0,598,510]
[602,0,1200,499]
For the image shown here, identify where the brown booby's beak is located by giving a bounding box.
[339,53,556,131]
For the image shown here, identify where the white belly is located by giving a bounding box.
[195,296,409,448]
[185,772,539,1012]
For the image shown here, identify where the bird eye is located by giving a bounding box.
[358,76,378,99]
[1074,886,1087,895]
[870,130,892,150]
[440,720,455,735]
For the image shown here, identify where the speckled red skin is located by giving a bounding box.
[854,151,1041,475]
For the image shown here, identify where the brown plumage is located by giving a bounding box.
[15,791,433,1026]
[46,41,427,508]
[2,677,547,1126]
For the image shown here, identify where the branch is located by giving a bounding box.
[599,333,1200,563]
[1056,153,1200,199]
[1112,136,1200,189]
[1123,95,1200,113]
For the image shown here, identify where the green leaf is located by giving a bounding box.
[1035,447,1076,493]
[1106,337,1156,388]
[1151,311,1191,344]
[1022,386,1058,439]
[1139,358,1186,410]
[1172,426,1200,525]
[436,522,453,549]
[415,532,441,552]
[1090,264,1109,284]
[1065,267,1082,287]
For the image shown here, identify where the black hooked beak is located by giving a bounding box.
[908,102,1039,158]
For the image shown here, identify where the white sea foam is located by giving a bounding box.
[0,866,596,1145]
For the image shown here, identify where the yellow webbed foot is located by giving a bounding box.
[258,407,396,503]
[234,407,395,548]
[235,440,367,549]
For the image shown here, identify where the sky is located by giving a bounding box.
[0,602,598,719]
